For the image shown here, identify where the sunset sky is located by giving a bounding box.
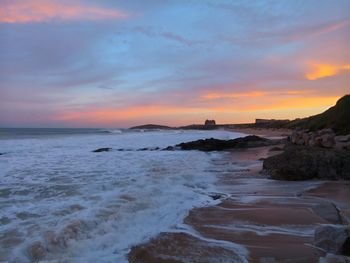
[0,0,349,128]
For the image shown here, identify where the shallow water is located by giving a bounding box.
[0,129,244,262]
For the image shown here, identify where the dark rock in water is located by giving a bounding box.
[137,147,160,151]
[138,148,149,151]
[175,135,276,151]
[314,225,350,254]
[92,148,112,153]
[129,124,173,130]
[209,194,222,200]
[162,146,175,151]
[342,237,350,256]
[263,144,350,180]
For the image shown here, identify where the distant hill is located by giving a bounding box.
[129,124,174,130]
[287,94,350,135]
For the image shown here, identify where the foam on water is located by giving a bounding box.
[0,129,244,262]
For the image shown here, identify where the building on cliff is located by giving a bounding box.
[205,119,216,126]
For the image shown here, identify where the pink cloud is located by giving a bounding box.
[0,0,129,23]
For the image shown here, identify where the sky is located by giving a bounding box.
[0,0,349,128]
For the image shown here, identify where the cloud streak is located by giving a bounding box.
[0,0,129,23]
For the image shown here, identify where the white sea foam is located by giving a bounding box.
[0,129,244,263]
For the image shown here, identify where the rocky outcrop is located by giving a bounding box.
[174,135,279,151]
[314,225,350,255]
[290,129,336,148]
[92,148,112,153]
[262,144,350,180]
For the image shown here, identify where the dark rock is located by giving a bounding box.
[162,146,175,151]
[137,147,161,151]
[263,144,350,180]
[209,194,222,200]
[138,148,149,151]
[314,225,350,254]
[175,135,277,152]
[343,237,350,256]
[92,148,112,153]
[130,124,173,130]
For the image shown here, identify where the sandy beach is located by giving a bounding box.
[128,144,350,263]
[226,127,292,138]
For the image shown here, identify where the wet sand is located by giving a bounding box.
[128,146,350,263]
[227,127,292,138]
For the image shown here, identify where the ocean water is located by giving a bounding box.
[0,128,245,263]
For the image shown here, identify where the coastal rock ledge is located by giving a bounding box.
[174,135,280,151]
[263,144,350,180]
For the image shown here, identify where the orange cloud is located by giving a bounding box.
[0,0,128,23]
[305,63,350,80]
[54,105,210,124]
[201,91,266,100]
[200,90,312,100]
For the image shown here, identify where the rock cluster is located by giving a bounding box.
[290,129,336,148]
[175,135,279,151]
[92,147,112,152]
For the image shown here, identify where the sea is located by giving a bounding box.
[0,128,246,262]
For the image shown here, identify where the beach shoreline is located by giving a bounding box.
[128,143,350,263]
[226,127,292,138]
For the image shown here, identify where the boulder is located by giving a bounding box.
[302,133,310,145]
[262,144,350,180]
[92,148,112,153]
[343,237,350,256]
[314,225,350,254]
[343,142,350,150]
[337,135,350,143]
[322,134,336,148]
[314,136,323,147]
